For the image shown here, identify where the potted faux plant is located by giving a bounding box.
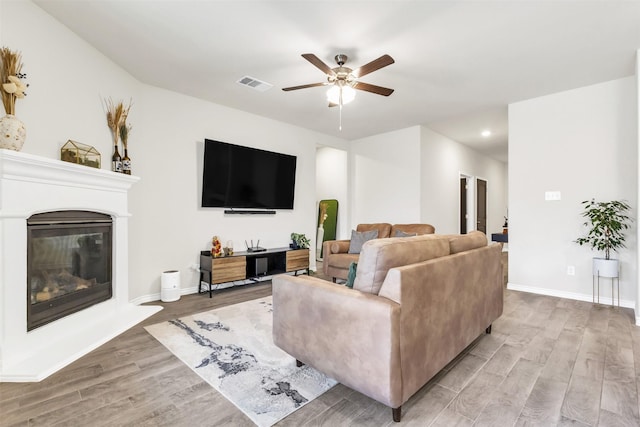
[290,233,310,249]
[575,199,632,278]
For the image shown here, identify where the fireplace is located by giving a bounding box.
[27,211,113,331]
[0,150,161,382]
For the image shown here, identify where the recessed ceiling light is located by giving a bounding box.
[481,130,491,137]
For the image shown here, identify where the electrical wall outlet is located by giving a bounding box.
[567,265,575,276]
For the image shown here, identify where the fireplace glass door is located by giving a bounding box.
[27,211,113,331]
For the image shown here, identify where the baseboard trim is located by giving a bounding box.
[507,282,635,309]
[130,286,200,305]
[129,271,311,305]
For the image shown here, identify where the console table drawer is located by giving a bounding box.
[286,249,309,272]
[212,256,246,284]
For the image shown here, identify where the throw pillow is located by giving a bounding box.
[345,262,357,288]
[348,229,379,254]
[394,230,417,237]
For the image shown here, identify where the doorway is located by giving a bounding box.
[459,173,474,234]
[459,174,488,234]
[459,177,468,234]
[476,178,487,233]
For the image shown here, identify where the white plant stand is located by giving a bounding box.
[592,258,620,307]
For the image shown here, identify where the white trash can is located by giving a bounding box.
[161,270,181,302]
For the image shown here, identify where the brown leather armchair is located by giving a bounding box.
[322,223,435,282]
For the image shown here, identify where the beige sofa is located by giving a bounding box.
[272,231,503,422]
[322,223,436,282]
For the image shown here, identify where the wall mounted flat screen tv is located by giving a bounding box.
[201,139,297,209]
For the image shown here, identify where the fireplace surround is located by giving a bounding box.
[0,150,162,382]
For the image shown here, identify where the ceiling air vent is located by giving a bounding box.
[236,76,273,92]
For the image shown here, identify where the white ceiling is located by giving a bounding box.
[34,1,640,163]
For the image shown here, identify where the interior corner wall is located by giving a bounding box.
[419,126,508,235]
[2,0,141,160]
[6,1,348,302]
[636,49,640,321]
[349,127,422,226]
[316,146,348,239]
[509,76,637,307]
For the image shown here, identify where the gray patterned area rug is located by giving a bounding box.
[145,296,337,427]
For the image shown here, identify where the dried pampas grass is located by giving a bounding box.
[104,98,132,145]
[319,202,328,226]
[0,47,26,115]
[119,122,132,149]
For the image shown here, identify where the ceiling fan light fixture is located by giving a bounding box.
[326,84,356,105]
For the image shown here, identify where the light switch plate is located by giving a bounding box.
[545,191,561,201]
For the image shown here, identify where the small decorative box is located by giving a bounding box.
[60,140,101,169]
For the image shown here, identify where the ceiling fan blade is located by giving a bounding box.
[353,81,394,96]
[282,82,327,91]
[352,54,395,78]
[302,53,336,77]
[328,102,338,108]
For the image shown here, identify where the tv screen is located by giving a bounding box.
[201,139,297,209]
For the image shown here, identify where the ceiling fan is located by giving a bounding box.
[282,53,395,107]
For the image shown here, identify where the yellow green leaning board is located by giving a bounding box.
[317,199,338,257]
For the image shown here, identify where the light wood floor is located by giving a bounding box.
[2,257,640,426]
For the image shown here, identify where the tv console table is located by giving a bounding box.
[199,247,309,298]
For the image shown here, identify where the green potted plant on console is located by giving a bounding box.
[290,232,310,249]
[575,199,632,278]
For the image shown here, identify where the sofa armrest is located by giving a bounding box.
[323,239,350,255]
[322,240,352,277]
[272,274,402,408]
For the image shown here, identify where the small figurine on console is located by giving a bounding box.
[211,235,223,257]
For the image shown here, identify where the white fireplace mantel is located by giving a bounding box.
[0,150,162,382]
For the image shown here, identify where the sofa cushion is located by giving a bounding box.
[356,223,392,239]
[390,223,435,237]
[353,234,451,295]
[449,230,488,254]
[394,230,417,238]
[348,229,379,254]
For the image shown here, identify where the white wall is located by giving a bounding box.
[130,85,346,298]
[2,0,140,160]
[0,1,4,47]
[420,126,508,234]
[4,1,347,301]
[509,77,637,307]
[349,127,422,226]
[347,125,507,236]
[316,146,348,239]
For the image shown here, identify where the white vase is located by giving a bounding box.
[316,224,324,260]
[0,114,26,151]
